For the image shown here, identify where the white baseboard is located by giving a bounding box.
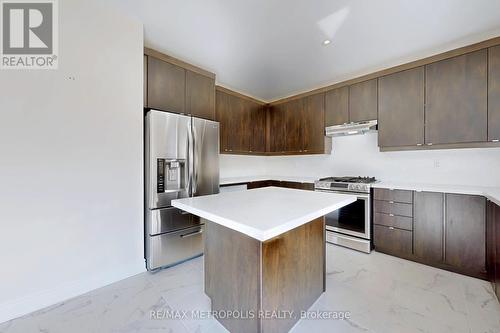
[0,264,146,324]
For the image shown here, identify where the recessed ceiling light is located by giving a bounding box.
[322,39,331,46]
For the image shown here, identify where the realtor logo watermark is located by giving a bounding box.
[1,0,58,69]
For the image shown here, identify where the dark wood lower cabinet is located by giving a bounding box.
[246,180,274,189]
[205,218,325,333]
[495,202,500,299]
[413,192,444,263]
[487,201,497,294]
[245,180,314,191]
[373,225,413,256]
[373,200,413,217]
[445,194,486,276]
[374,189,491,280]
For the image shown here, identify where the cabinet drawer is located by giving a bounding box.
[374,200,413,217]
[374,188,413,203]
[146,225,204,270]
[146,207,201,236]
[374,225,413,256]
[374,212,413,231]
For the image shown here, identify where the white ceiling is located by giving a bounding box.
[105,0,500,102]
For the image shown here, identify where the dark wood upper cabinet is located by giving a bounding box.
[413,191,444,263]
[425,50,488,145]
[186,70,215,120]
[215,89,266,154]
[285,100,303,152]
[489,46,500,141]
[215,90,231,153]
[269,103,287,153]
[445,194,486,275]
[349,79,378,122]
[378,67,424,147]
[250,104,266,153]
[147,56,186,113]
[231,95,250,153]
[325,87,349,126]
[302,93,325,153]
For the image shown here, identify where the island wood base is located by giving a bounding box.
[204,217,326,333]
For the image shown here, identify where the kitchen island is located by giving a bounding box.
[172,187,356,333]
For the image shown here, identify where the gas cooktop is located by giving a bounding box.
[315,176,377,193]
[318,176,376,184]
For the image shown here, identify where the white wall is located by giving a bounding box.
[0,0,144,323]
[221,133,500,187]
[220,154,269,178]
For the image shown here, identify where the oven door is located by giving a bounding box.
[316,189,370,239]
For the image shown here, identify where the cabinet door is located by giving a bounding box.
[374,225,413,256]
[269,103,286,153]
[302,93,325,153]
[285,99,303,152]
[215,90,230,153]
[250,104,266,153]
[325,87,349,126]
[486,201,497,289]
[489,46,500,141]
[414,192,444,263]
[349,79,378,122]
[231,96,251,153]
[425,50,487,145]
[186,70,215,120]
[445,194,486,275]
[378,67,424,147]
[147,56,186,113]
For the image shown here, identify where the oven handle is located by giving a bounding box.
[315,189,370,200]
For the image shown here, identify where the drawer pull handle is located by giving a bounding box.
[389,201,394,204]
[389,227,395,230]
[389,214,394,217]
[180,229,203,238]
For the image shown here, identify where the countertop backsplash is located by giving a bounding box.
[220,132,500,188]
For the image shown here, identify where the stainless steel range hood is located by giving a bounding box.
[325,120,377,137]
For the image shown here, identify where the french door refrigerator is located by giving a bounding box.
[145,110,219,270]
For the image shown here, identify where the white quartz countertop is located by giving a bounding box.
[172,187,357,241]
[219,175,500,206]
[372,181,500,206]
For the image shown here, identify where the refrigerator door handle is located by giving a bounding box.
[186,119,193,197]
[192,123,198,195]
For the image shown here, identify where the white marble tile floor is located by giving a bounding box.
[1,244,499,333]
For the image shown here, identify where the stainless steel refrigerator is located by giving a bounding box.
[145,110,219,270]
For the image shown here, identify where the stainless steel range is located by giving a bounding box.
[315,176,377,253]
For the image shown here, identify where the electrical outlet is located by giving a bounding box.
[433,160,440,168]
